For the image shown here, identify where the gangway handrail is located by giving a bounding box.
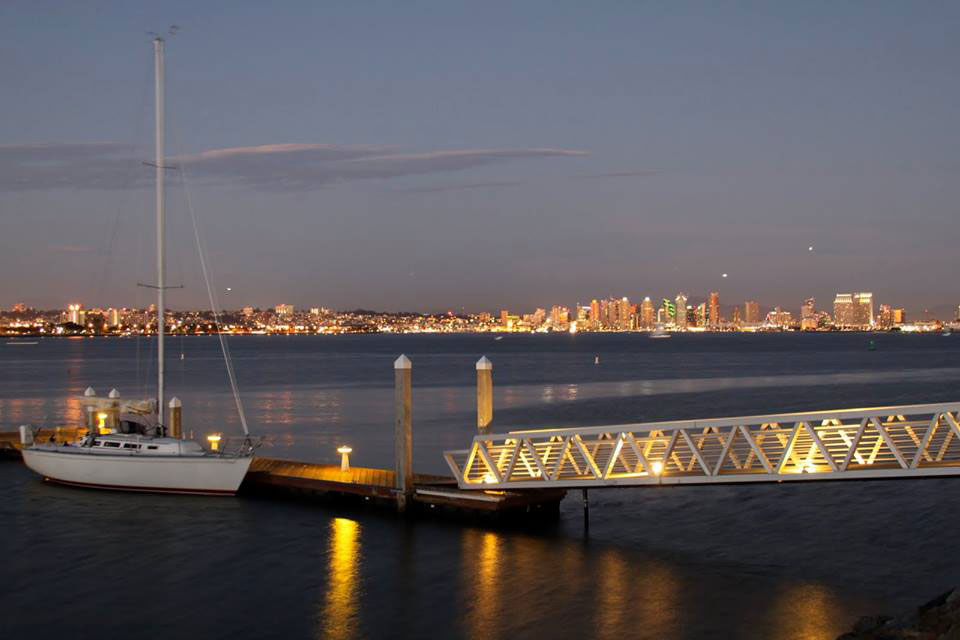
[444,402,960,490]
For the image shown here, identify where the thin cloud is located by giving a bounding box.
[0,142,588,192]
[177,145,589,190]
[575,169,663,179]
[394,180,524,194]
[0,142,145,191]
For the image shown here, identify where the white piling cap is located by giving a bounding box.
[83,387,97,397]
[169,396,181,408]
[394,354,412,369]
[108,388,120,399]
[476,356,493,370]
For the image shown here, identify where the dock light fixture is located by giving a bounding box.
[207,433,222,451]
[97,412,109,435]
[482,473,497,484]
[651,461,664,475]
[337,445,352,472]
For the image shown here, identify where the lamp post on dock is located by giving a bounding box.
[394,354,413,512]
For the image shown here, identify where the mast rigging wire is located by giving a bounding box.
[176,165,250,436]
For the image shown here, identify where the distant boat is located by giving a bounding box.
[494,336,504,341]
[5,341,38,346]
[649,325,671,339]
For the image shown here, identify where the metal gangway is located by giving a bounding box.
[444,403,960,490]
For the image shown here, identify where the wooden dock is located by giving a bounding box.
[245,457,566,517]
[0,430,567,519]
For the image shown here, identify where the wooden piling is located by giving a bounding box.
[476,356,493,434]
[394,354,413,512]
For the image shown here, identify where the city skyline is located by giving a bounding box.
[3,285,956,321]
[2,3,959,313]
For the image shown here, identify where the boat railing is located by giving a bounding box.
[209,435,263,458]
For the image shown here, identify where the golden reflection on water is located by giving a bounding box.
[319,517,361,640]
[459,529,684,640]
[630,558,681,637]
[595,549,629,640]
[767,582,840,640]
[462,530,501,640]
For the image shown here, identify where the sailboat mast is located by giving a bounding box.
[154,36,166,427]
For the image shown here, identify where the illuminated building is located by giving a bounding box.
[275,304,294,316]
[618,297,630,330]
[731,305,741,327]
[892,308,906,325]
[590,300,600,330]
[801,297,817,331]
[833,294,854,328]
[67,303,84,326]
[674,294,688,330]
[550,305,570,329]
[107,307,120,327]
[709,292,719,329]
[695,302,707,327]
[767,306,793,329]
[640,297,654,329]
[242,306,254,316]
[744,300,760,324]
[834,293,873,329]
[660,298,675,324]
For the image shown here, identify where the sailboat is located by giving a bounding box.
[20,35,255,495]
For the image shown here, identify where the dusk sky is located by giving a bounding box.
[2,1,958,316]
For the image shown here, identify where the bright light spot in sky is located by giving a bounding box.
[808,246,814,252]
[722,273,728,278]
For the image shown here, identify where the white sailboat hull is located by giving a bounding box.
[22,448,252,495]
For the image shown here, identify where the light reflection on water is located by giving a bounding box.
[462,530,501,640]
[318,517,361,640]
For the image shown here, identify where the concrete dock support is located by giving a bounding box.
[169,397,182,439]
[108,388,120,431]
[84,387,97,434]
[476,356,493,434]
[394,354,413,512]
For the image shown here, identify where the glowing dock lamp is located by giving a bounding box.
[482,472,497,484]
[207,433,222,451]
[337,445,352,472]
[651,461,664,475]
[97,412,110,435]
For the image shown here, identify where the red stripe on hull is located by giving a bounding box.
[43,476,237,496]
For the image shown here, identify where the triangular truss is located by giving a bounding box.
[443,404,960,489]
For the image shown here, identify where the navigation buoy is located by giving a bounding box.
[868,340,876,351]
[594,355,600,365]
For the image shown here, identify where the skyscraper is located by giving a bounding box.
[833,293,854,328]
[744,300,760,324]
[853,292,874,328]
[674,293,688,330]
[709,292,720,329]
[661,298,675,324]
[618,297,630,330]
[834,293,874,329]
[640,297,654,329]
[67,303,83,325]
[801,297,816,331]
